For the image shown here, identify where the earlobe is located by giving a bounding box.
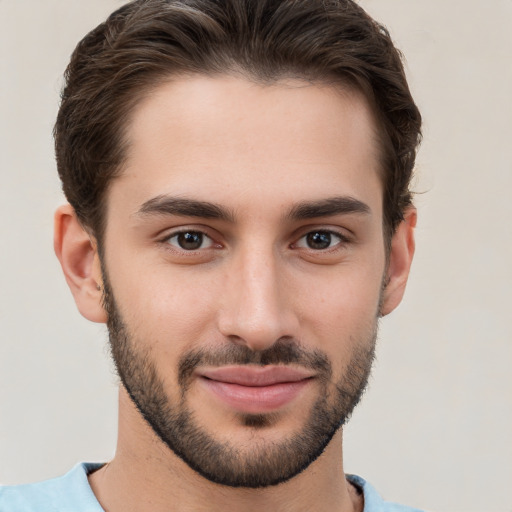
[54,204,107,323]
[380,208,417,317]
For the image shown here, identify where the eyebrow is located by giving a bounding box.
[137,195,235,222]
[136,194,370,223]
[287,196,371,220]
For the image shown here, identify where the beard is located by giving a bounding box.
[101,273,377,488]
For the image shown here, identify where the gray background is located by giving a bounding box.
[1,1,511,511]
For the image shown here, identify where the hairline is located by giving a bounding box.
[89,70,395,252]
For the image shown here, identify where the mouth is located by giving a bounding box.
[196,366,315,414]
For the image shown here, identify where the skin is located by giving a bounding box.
[54,75,416,512]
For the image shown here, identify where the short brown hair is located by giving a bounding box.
[55,0,421,243]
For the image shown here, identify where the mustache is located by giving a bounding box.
[178,338,332,388]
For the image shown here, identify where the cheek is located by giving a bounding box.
[299,258,384,317]
[107,257,221,354]
[294,265,383,365]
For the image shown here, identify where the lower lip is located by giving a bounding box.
[199,378,312,414]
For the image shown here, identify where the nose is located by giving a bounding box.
[217,247,299,352]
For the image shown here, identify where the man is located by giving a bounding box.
[0,0,423,510]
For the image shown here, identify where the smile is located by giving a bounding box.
[197,366,315,414]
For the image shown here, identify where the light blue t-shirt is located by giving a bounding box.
[0,463,425,511]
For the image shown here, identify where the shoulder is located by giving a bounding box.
[347,474,427,512]
[0,463,105,512]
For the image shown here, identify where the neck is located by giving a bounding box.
[88,388,362,512]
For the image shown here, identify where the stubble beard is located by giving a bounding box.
[102,274,377,488]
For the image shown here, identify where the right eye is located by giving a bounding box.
[165,231,214,251]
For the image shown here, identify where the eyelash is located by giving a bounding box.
[160,227,350,255]
[163,229,216,252]
[293,229,350,252]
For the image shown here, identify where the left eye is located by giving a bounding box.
[166,231,214,251]
[295,230,344,250]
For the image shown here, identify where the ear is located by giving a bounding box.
[54,204,107,323]
[380,208,417,316]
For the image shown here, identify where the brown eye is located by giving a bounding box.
[296,230,343,250]
[306,231,332,249]
[167,231,212,250]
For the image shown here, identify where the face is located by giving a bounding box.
[100,76,387,487]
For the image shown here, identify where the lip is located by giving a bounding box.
[197,366,314,414]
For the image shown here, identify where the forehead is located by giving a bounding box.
[111,75,382,219]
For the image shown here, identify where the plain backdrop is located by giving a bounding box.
[1,1,511,511]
